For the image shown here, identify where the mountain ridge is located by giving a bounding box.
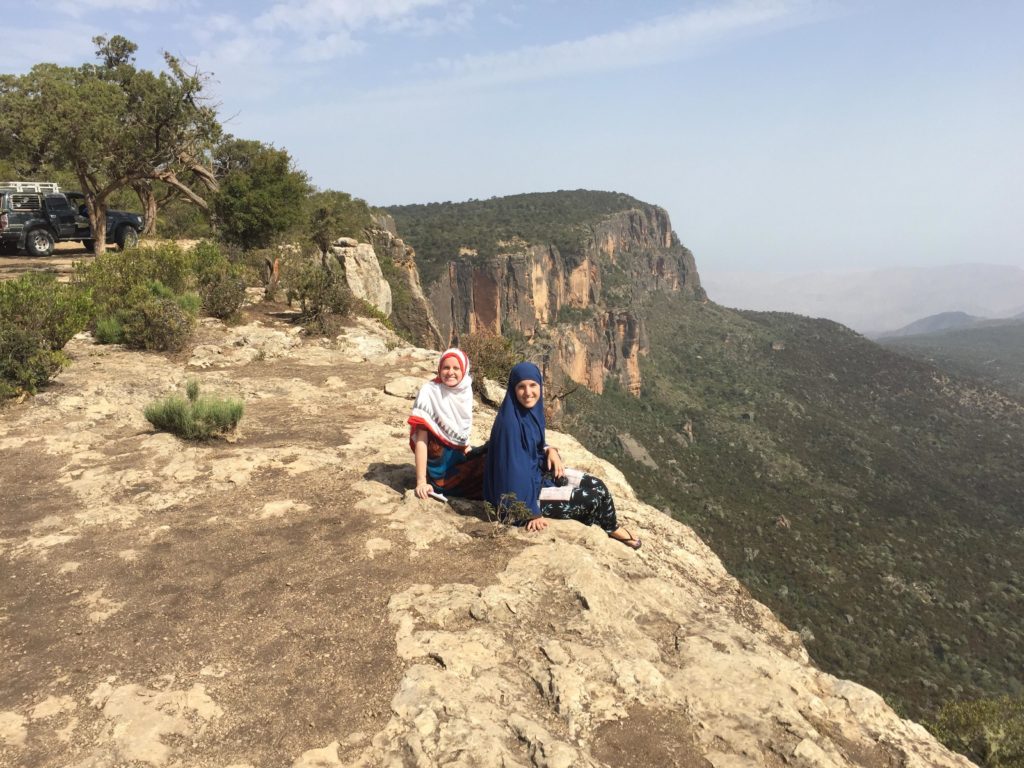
[702,263,1024,335]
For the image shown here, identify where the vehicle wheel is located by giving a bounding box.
[117,226,139,251]
[26,229,55,257]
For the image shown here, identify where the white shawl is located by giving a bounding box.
[409,349,473,447]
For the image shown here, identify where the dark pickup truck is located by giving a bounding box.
[0,182,144,256]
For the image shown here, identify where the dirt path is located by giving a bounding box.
[0,243,93,282]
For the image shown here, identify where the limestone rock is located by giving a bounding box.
[0,711,27,747]
[385,375,425,399]
[479,376,506,406]
[331,242,392,316]
[618,432,658,469]
[292,741,342,767]
[83,682,223,766]
[369,227,444,348]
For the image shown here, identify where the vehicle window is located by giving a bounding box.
[45,195,73,211]
[11,194,42,212]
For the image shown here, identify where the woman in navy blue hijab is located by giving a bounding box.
[484,362,642,548]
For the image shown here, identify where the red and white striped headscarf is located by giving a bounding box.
[408,348,473,448]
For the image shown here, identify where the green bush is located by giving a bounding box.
[192,240,247,320]
[200,271,247,320]
[0,274,92,401]
[90,281,198,351]
[930,696,1024,767]
[119,285,198,351]
[307,190,374,256]
[80,244,201,351]
[459,332,525,398]
[556,305,596,324]
[79,241,195,307]
[354,298,394,330]
[93,315,124,345]
[283,255,353,334]
[144,379,244,440]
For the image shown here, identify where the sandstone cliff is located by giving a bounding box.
[0,310,973,768]
[423,205,703,395]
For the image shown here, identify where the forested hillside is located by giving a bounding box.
[563,294,1024,720]
[881,320,1024,400]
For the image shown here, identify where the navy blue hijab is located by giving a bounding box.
[484,362,546,516]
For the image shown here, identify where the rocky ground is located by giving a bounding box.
[0,307,975,767]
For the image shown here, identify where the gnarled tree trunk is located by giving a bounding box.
[133,181,159,236]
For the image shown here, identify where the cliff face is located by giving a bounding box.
[426,205,703,394]
[369,215,444,350]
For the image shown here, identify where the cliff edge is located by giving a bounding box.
[0,310,972,768]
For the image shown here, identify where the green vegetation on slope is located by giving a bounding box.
[385,190,646,285]
[881,320,1024,400]
[563,294,1024,721]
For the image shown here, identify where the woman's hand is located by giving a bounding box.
[526,516,549,532]
[545,446,565,478]
[415,481,433,499]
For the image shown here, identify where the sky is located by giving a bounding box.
[4,0,1023,276]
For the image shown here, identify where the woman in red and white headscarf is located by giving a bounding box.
[408,348,486,500]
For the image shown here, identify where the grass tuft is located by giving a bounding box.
[144,381,244,440]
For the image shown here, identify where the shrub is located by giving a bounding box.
[929,695,1024,767]
[482,492,536,535]
[306,189,374,256]
[81,244,201,351]
[144,379,244,440]
[283,254,353,334]
[200,272,246,319]
[91,281,198,351]
[460,332,524,398]
[93,315,125,345]
[119,286,198,351]
[78,241,195,307]
[354,298,394,330]
[556,305,596,324]
[192,241,247,320]
[0,274,92,401]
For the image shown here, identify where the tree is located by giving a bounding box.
[307,190,374,258]
[0,36,220,254]
[211,138,311,250]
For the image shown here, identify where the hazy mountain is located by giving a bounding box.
[878,311,986,339]
[702,264,1024,335]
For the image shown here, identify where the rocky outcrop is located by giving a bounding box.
[0,314,973,767]
[425,205,703,395]
[369,220,444,349]
[331,241,393,317]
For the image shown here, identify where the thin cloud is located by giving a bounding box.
[49,0,182,17]
[428,0,824,88]
[254,0,459,33]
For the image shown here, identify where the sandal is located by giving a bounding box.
[609,528,642,550]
